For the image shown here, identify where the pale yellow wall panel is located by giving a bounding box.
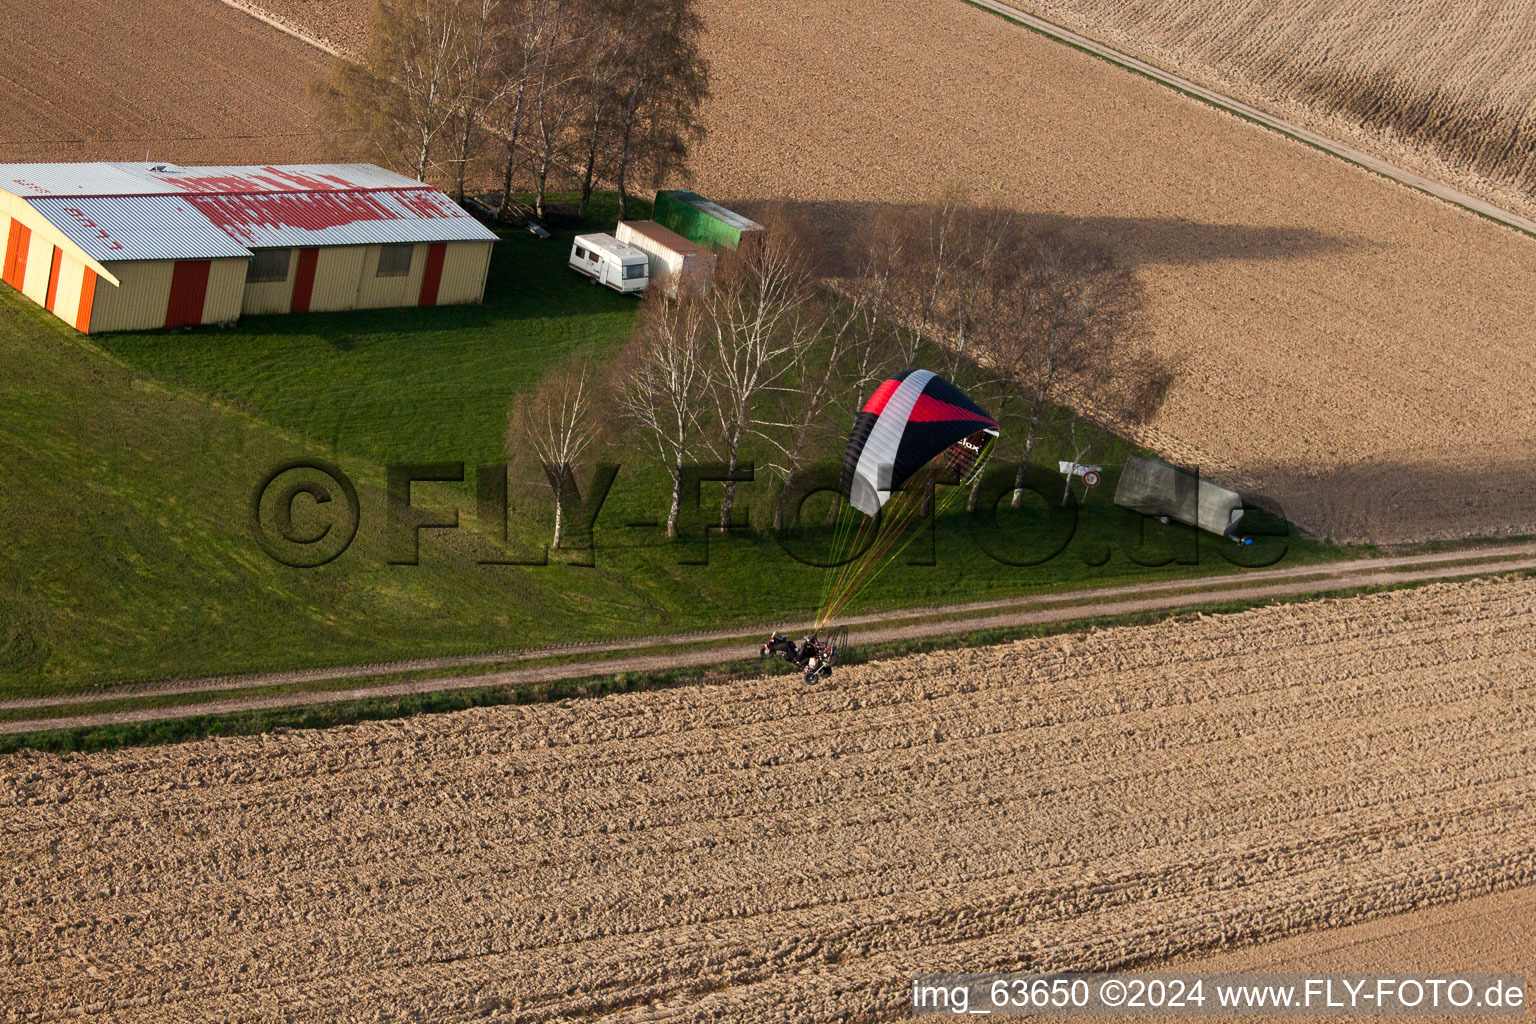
[352,245,386,308]
[436,242,492,305]
[51,256,84,324]
[242,252,294,315]
[89,261,173,332]
[203,259,247,323]
[405,243,427,301]
[242,279,292,315]
[310,247,366,311]
[20,231,53,303]
[355,244,422,309]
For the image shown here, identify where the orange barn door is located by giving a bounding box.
[75,270,97,332]
[165,260,211,328]
[3,221,30,289]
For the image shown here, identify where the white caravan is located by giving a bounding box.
[567,233,649,294]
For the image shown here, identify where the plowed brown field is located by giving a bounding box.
[0,0,350,164]
[239,0,1536,544]
[4,575,1534,1020]
[677,0,1536,545]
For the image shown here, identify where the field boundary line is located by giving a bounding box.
[215,0,346,58]
[5,548,1535,733]
[962,0,1536,240]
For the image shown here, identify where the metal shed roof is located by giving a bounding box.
[28,195,253,262]
[617,220,712,256]
[0,162,428,198]
[181,188,496,249]
[1,162,495,261]
[663,190,764,232]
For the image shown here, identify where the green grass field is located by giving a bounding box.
[0,192,1356,699]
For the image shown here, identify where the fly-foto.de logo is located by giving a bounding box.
[250,458,1288,572]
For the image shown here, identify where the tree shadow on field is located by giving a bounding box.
[731,198,1356,276]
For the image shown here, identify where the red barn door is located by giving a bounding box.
[165,260,211,328]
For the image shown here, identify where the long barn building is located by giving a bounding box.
[0,163,497,333]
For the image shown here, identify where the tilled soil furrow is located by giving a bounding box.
[7,666,1526,920]
[9,603,1528,826]
[3,579,1534,1020]
[15,755,1527,985]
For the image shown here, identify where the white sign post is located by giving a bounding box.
[1058,461,1104,502]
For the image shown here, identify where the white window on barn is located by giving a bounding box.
[247,248,292,284]
[376,244,414,278]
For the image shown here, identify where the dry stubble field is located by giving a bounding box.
[1006,0,1536,222]
[0,0,347,164]
[3,576,1534,1021]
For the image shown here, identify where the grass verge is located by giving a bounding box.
[11,569,1527,755]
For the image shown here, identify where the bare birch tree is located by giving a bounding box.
[996,233,1149,506]
[888,190,971,365]
[616,291,713,537]
[325,0,709,211]
[758,268,901,529]
[484,0,546,217]
[443,0,506,200]
[609,0,709,218]
[704,221,815,528]
[506,355,599,549]
[524,0,587,218]
[571,0,643,218]
[316,0,467,184]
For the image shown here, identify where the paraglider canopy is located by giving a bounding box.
[839,369,999,516]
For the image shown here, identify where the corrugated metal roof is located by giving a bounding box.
[0,162,427,198]
[662,190,764,232]
[617,220,712,256]
[4,162,495,261]
[184,188,496,248]
[28,195,252,262]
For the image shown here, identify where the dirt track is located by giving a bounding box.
[5,541,1536,734]
[0,0,348,164]
[3,575,1533,1020]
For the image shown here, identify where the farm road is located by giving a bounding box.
[967,0,1536,238]
[5,541,1536,734]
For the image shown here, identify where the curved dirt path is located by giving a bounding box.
[3,575,1533,1020]
[968,0,1536,238]
[5,542,1536,734]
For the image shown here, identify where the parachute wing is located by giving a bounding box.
[839,370,999,516]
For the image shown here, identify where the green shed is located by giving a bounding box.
[652,190,764,250]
